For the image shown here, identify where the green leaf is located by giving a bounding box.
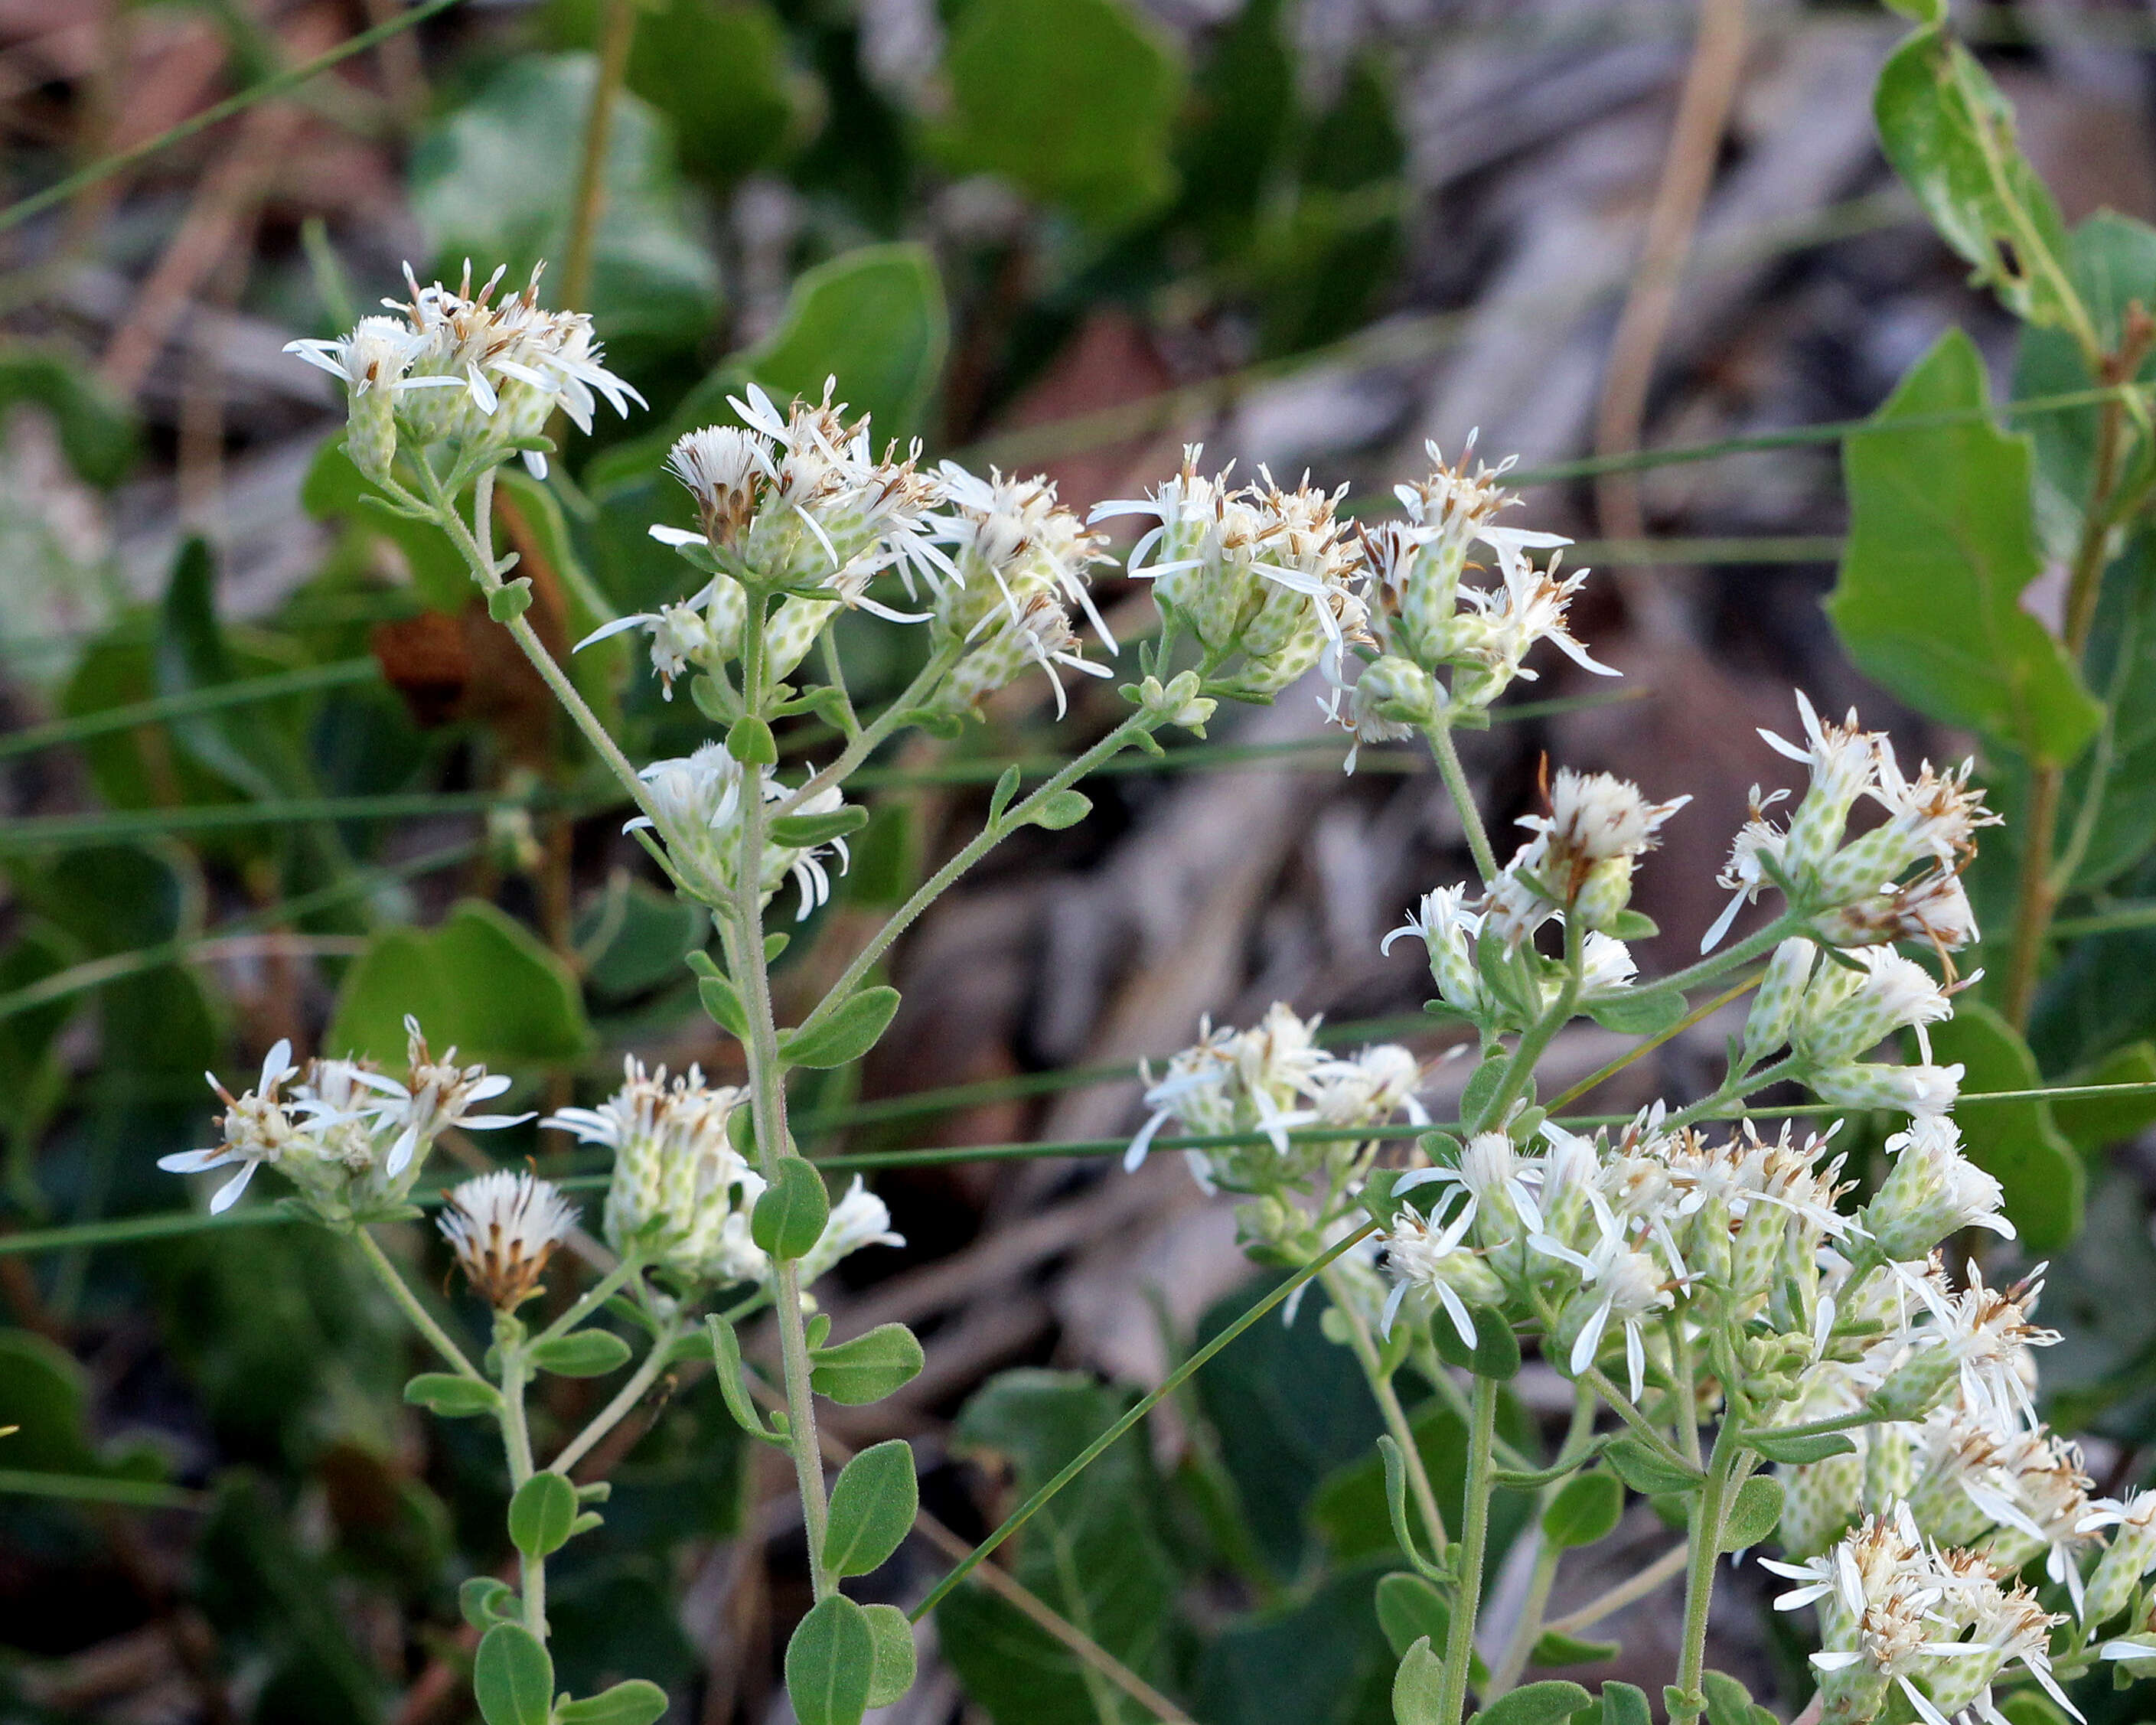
[1928,999,2084,1249]
[726,715,777,765]
[328,898,591,1066]
[1541,1471,1623,1549]
[2054,1040,2156,1152]
[526,1330,632,1378]
[1717,1476,1785,1552]
[785,1593,875,1725]
[1600,1681,1652,1725]
[1583,990,1686,1038]
[1392,1634,1444,1725]
[1995,1691,2075,1725]
[706,1316,785,1445]
[1375,1573,1451,1661]
[1479,1680,1594,1725]
[1874,22,2085,337]
[695,971,750,1041]
[1028,790,1093,831]
[810,1322,925,1405]
[770,807,869,849]
[1602,1437,1701,1498]
[861,1604,916,1710]
[1529,1629,1619,1668]
[488,580,533,623]
[1460,1055,1507,1128]
[578,882,703,999]
[507,1471,579,1558]
[474,1624,553,1725]
[409,53,719,351]
[1430,1306,1522,1380]
[1828,328,2100,765]
[823,1439,918,1578]
[750,1159,830,1260]
[779,986,901,1068]
[0,347,139,486]
[553,1681,670,1725]
[460,1577,519,1631]
[932,0,1186,231]
[404,1373,504,1419]
[1604,910,1660,940]
[1743,1428,1857,1466]
[736,245,948,442]
[1702,1671,1776,1725]
[988,764,1023,826]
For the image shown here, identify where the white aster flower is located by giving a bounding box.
[437,1170,579,1309]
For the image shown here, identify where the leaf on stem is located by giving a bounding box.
[1601,1436,1701,1498]
[507,1471,579,1558]
[823,1439,918,1579]
[770,806,869,848]
[554,1681,670,1725]
[474,1624,553,1725]
[750,1159,831,1260]
[706,1316,788,1446]
[404,1373,502,1418]
[785,1593,876,1725]
[779,986,901,1068]
[1391,1634,1446,1725]
[1717,1476,1784,1553]
[1477,1680,1594,1725]
[1528,1629,1620,1668]
[1742,1428,1857,1466]
[460,1577,520,1631]
[1026,790,1092,831]
[810,1322,925,1404]
[862,1604,916,1708]
[1541,1471,1624,1549]
[527,1330,632,1378]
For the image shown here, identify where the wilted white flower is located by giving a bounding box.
[437,1170,578,1309]
[794,1176,905,1288]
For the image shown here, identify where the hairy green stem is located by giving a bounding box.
[354,1227,484,1381]
[1319,1261,1448,1558]
[729,592,836,1601]
[1473,917,1584,1132]
[1425,718,1499,885]
[494,1342,545,1634]
[532,1257,638,1350]
[1670,1416,1741,1725]
[1436,1374,1499,1725]
[774,640,964,817]
[1580,1368,1694,1476]
[1486,1385,1597,1699]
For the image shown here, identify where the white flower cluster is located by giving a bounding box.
[594,390,1115,720]
[285,262,643,482]
[544,1057,901,1296]
[1709,692,1995,958]
[628,742,852,920]
[158,1019,529,1216]
[1125,1003,1427,1196]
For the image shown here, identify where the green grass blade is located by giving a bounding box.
[0,658,378,761]
[0,1468,208,1511]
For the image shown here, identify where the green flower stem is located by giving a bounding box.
[551,1312,684,1475]
[1668,1315,1702,1469]
[493,1338,547,1636]
[1473,917,1584,1133]
[1318,1261,1448,1559]
[354,1227,484,1382]
[1539,1541,1688,1638]
[798,712,1158,1036]
[1411,1340,1537,1475]
[1580,1368,1694,1477]
[532,1256,638,1350]
[1669,1414,1741,1725]
[1662,1055,1799,1133]
[1742,1407,1876,1445]
[1424,717,1499,886]
[1634,913,1801,1004]
[1486,1384,1597,1701]
[729,592,837,1603]
[1435,1374,1499,1725]
[773,638,964,818]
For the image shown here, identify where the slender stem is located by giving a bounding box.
[2003,764,2064,1030]
[1435,1374,1499,1725]
[1662,1054,1799,1133]
[1641,912,1801,1003]
[1413,1341,1536,1474]
[552,1316,682,1475]
[1668,1316,1701,1469]
[1487,1384,1597,1699]
[774,640,963,817]
[1670,1416,1741,1725]
[494,1342,546,1636]
[354,1228,484,1381]
[1473,917,1584,1132]
[558,0,635,316]
[1319,1261,1448,1558]
[532,1257,638,1349]
[1581,1368,1695,1476]
[1541,1542,1688,1636]
[1425,718,1498,885]
[801,713,1155,1034]
[1548,973,1761,1112]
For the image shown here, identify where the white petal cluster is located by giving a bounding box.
[437,1170,579,1310]
[628,743,851,920]
[158,1021,528,1217]
[285,261,643,481]
[1492,768,1691,939]
[1125,1004,1425,1195]
[1705,692,1996,957]
[545,1058,902,1296]
[1740,939,1967,1119]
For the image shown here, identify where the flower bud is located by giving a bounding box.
[1857,1114,2012,1259]
[2086,1494,2156,1628]
[438,1170,577,1309]
[1743,938,1815,1062]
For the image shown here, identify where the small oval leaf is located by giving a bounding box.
[405,1372,502,1418]
[474,1624,552,1725]
[785,1593,875,1725]
[1392,1634,1444,1725]
[507,1470,579,1558]
[863,1603,916,1708]
[1028,788,1092,830]
[751,1159,831,1260]
[554,1681,670,1725]
[1478,1679,1594,1725]
[459,1577,518,1631]
[770,806,869,849]
[1542,1470,1624,1549]
[1603,1436,1702,1498]
[810,1322,925,1405]
[824,1439,918,1579]
[1531,1629,1621,1667]
[779,986,902,1068]
[1719,1475,1785,1552]
[527,1330,633,1378]
[1744,1427,1858,1466]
